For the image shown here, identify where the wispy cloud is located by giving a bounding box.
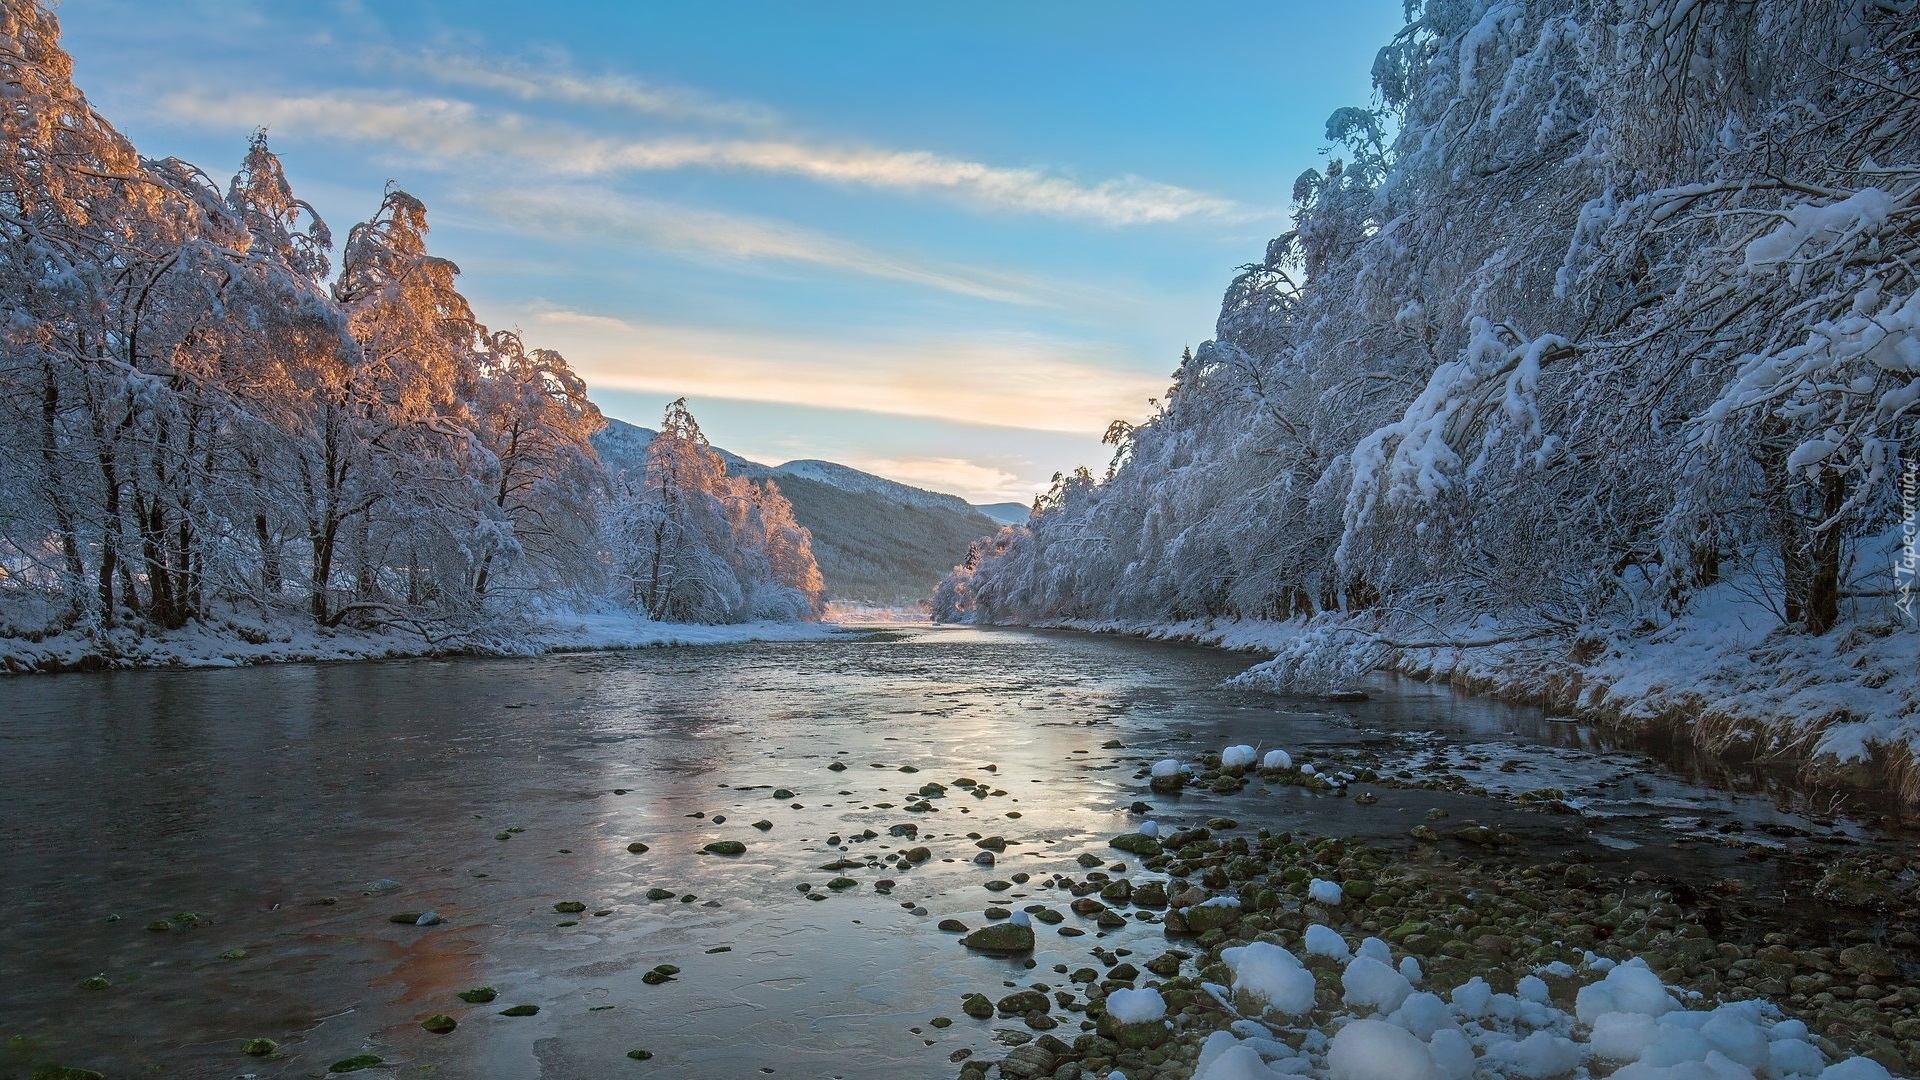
[476,186,1048,305]
[393,50,779,127]
[516,307,1163,436]
[155,85,1243,226]
[839,456,1029,502]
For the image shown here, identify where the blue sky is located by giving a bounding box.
[55,0,1405,503]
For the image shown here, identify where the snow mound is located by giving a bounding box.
[1221,941,1318,1016]
[1222,744,1258,769]
[1304,923,1351,961]
[1152,758,1183,778]
[1308,878,1345,906]
[1328,1018,1441,1080]
[1106,986,1168,1024]
[1342,956,1414,1014]
[1575,957,1677,1023]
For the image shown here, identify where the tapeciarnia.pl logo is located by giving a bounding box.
[1900,460,1917,622]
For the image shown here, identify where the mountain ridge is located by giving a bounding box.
[593,418,999,604]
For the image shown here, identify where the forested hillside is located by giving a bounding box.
[0,2,821,660]
[941,0,1919,796]
[596,419,1002,604]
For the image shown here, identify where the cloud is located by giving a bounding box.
[153,86,1243,226]
[394,50,779,127]
[518,306,1163,436]
[836,456,1030,502]
[476,186,1048,305]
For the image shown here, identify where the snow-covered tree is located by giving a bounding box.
[945,0,1916,657]
[607,399,824,624]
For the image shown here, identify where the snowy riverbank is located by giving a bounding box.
[0,608,842,675]
[997,586,1920,810]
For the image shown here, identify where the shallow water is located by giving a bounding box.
[0,624,1906,1078]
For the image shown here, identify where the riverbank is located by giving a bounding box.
[937,760,1917,1079]
[989,588,1920,814]
[0,607,841,674]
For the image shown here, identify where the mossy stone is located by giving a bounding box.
[78,975,109,990]
[627,1049,654,1060]
[500,1004,540,1016]
[458,986,497,1003]
[240,1038,278,1056]
[703,840,746,856]
[554,901,587,913]
[421,1013,457,1034]
[626,842,650,853]
[329,1054,383,1072]
[961,922,1035,954]
[646,888,675,899]
[1109,833,1161,856]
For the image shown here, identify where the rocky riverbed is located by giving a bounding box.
[2,628,1913,1079]
[923,748,1918,1078]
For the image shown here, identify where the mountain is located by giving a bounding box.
[974,503,1031,526]
[593,419,999,605]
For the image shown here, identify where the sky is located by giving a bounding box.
[52,0,1405,504]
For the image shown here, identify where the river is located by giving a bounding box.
[0,624,1906,1079]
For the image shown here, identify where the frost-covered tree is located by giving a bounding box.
[1,0,786,648]
[945,0,1916,659]
[607,399,824,624]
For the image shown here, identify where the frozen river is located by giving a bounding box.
[0,624,1904,1078]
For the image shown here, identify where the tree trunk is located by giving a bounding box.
[1804,469,1845,635]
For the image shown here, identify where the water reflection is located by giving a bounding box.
[0,625,1906,1079]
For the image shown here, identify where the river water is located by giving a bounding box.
[0,625,1906,1079]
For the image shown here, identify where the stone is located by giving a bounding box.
[962,923,1036,954]
[330,1054,384,1072]
[1109,833,1161,856]
[752,820,773,831]
[1131,882,1168,908]
[1183,902,1241,934]
[241,1038,278,1056]
[703,840,746,856]
[500,1004,540,1016]
[554,901,586,913]
[1098,1012,1170,1049]
[1841,944,1897,977]
[963,992,995,1019]
[458,986,497,1003]
[627,842,650,853]
[999,1043,1057,1078]
[627,1049,654,1060]
[772,789,795,799]
[997,990,1050,1016]
[421,1013,457,1034]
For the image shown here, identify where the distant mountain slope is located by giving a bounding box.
[593,419,998,604]
[975,502,1031,526]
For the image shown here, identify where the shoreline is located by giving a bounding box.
[932,748,1918,1079]
[0,610,846,676]
[971,613,1920,816]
